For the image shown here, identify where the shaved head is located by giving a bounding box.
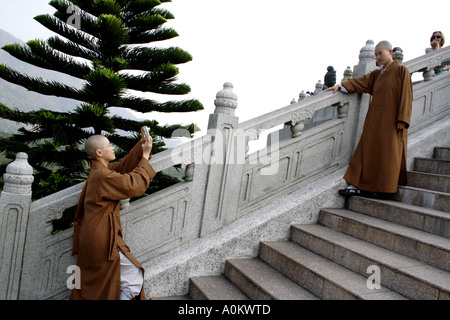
[376,40,392,51]
[85,135,109,159]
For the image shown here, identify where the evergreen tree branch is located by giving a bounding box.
[120,96,203,113]
[72,0,122,17]
[34,14,99,53]
[0,64,83,101]
[51,0,100,39]
[123,46,192,71]
[120,63,191,94]
[126,27,178,44]
[47,35,100,61]
[126,12,167,31]
[0,136,30,158]
[122,0,163,18]
[2,40,92,79]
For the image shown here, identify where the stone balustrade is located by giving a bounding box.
[0,40,449,299]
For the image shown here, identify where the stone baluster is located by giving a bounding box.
[0,153,34,300]
[337,103,350,119]
[185,163,194,181]
[290,121,305,138]
[423,68,435,81]
[290,106,316,138]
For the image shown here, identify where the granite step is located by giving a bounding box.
[407,171,450,193]
[151,295,192,300]
[290,224,450,300]
[433,147,450,161]
[224,258,319,300]
[259,240,406,300]
[414,157,450,175]
[347,196,450,239]
[188,275,249,300]
[318,208,450,271]
[393,185,450,213]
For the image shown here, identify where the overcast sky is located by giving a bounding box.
[0,0,448,131]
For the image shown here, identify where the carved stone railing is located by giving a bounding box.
[1,40,449,299]
[407,45,450,80]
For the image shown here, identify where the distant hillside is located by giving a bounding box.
[0,28,145,134]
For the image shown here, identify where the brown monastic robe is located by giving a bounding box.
[341,59,413,193]
[70,141,156,300]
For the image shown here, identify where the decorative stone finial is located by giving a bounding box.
[353,40,377,78]
[314,80,323,94]
[393,47,403,63]
[298,90,306,101]
[342,66,353,81]
[214,82,238,116]
[359,40,375,64]
[2,152,34,194]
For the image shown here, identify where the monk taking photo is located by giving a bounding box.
[70,127,156,300]
[327,40,413,198]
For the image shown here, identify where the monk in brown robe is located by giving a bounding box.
[70,127,156,300]
[327,41,413,197]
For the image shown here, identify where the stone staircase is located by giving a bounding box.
[155,147,450,300]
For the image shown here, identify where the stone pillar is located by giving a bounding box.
[0,153,34,300]
[201,83,241,236]
[352,40,378,151]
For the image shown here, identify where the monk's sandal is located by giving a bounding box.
[338,188,361,196]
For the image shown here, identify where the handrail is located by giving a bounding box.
[405,45,450,74]
[239,90,349,134]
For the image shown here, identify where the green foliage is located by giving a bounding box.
[0,0,203,203]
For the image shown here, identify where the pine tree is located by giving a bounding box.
[0,0,203,199]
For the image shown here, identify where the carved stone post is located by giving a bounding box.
[0,153,34,300]
[352,40,377,150]
[201,82,240,236]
